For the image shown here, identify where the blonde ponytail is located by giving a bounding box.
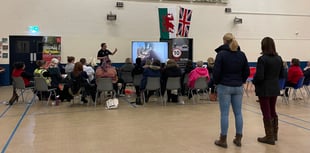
[223,33,239,51]
[229,38,239,51]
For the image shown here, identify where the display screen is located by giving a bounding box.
[132,41,168,63]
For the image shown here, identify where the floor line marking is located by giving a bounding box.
[0,105,11,118]
[1,95,35,153]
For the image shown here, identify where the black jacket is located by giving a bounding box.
[213,45,250,86]
[253,54,284,96]
[304,68,310,85]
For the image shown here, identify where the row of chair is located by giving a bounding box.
[13,74,211,107]
[12,77,57,105]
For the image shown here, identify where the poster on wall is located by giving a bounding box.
[42,36,61,65]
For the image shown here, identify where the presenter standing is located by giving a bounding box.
[97,43,117,65]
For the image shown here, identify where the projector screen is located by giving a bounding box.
[132,41,168,63]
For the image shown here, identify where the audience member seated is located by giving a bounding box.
[188,60,210,99]
[207,57,216,101]
[48,58,63,95]
[9,62,34,105]
[34,60,53,100]
[95,59,118,95]
[303,60,310,85]
[282,61,288,80]
[62,62,95,103]
[132,58,144,105]
[65,56,75,74]
[140,59,161,103]
[80,58,95,84]
[161,59,182,103]
[119,58,134,95]
[181,60,195,96]
[34,60,51,86]
[284,58,303,97]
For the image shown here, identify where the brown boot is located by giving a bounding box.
[214,135,227,148]
[273,116,278,141]
[233,133,242,147]
[257,119,275,145]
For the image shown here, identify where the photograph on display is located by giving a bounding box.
[2,38,8,43]
[132,41,168,63]
[2,45,8,50]
[2,53,8,58]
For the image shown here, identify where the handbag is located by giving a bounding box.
[106,98,119,109]
[209,93,217,101]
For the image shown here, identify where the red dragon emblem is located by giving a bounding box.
[163,13,174,33]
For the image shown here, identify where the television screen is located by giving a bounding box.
[132,41,168,63]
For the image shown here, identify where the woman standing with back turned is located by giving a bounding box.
[253,37,284,145]
[213,33,249,148]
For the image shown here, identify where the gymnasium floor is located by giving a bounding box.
[0,85,310,153]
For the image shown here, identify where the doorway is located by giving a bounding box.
[9,36,44,74]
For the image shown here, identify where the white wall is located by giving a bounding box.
[0,0,310,64]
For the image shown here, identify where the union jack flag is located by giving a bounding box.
[177,7,192,37]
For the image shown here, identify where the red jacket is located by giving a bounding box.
[12,69,31,86]
[287,65,303,84]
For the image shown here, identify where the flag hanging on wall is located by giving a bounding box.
[158,7,177,39]
[177,7,192,37]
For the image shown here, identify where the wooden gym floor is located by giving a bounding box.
[0,85,310,153]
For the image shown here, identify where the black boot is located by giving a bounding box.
[257,119,275,145]
[9,90,19,105]
[81,97,88,103]
[233,133,242,147]
[136,97,142,105]
[273,116,278,141]
[214,135,227,148]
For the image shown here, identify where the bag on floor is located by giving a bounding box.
[209,93,217,101]
[106,98,119,109]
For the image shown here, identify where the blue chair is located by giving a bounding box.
[279,78,288,104]
[286,77,306,103]
[303,80,310,98]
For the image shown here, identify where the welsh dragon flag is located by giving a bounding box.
[158,8,177,39]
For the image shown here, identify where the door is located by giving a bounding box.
[9,36,44,74]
